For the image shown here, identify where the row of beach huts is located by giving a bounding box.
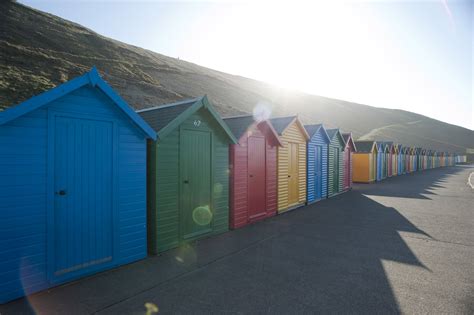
[0,69,466,303]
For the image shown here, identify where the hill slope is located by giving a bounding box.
[1,2,472,153]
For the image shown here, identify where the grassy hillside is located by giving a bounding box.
[1,1,472,153]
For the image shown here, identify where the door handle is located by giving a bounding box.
[288,175,291,178]
[183,180,189,184]
[249,174,253,178]
[56,190,67,196]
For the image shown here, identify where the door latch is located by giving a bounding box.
[56,190,67,196]
[183,180,190,184]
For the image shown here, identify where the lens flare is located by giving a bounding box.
[192,205,213,226]
[145,302,159,315]
[253,102,272,122]
[213,183,223,195]
[175,244,197,266]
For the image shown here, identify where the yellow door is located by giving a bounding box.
[288,142,299,205]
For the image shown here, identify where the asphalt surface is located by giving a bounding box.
[1,166,473,314]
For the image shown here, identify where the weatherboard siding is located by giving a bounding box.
[328,138,344,196]
[265,139,278,215]
[149,109,230,254]
[229,135,249,229]
[277,122,307,212]
[229,125,277,229]
[0,86,148,303]
[0,108,48,303]
[307,129,328,203]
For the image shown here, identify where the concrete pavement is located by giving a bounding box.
[1,166,473,314]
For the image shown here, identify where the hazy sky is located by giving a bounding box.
[20,0,473,130]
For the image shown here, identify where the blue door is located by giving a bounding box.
[53,116,114,282]
[314,146,322,199]
[377,152,382,181]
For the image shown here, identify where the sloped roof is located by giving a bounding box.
[269,116,309,139]
[342,132,357,151]
[138,98,197,132]
[0,67,156,140]
[223,115,282,146]
[137,96,237,143]
[326,129,338,139]
[326,128,345,147]
[269,116,297,135]
[354,141,376,153]
[223,115,255,140]
[305,124,330,143]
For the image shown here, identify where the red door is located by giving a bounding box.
[344,149,350,189]
[248,136,266,220]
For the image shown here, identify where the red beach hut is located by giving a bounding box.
[342,133,356,191]
[224,115,282,229]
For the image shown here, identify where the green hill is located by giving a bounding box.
[1,1,472,153]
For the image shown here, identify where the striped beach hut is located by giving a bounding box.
[224,115,282,229]
[326,129,345,196]
[270,116,309,212]
[353,141,378,183]
[139,96,237,253]
[305,124,330,203]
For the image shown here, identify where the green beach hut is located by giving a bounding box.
[138,96,237,254]
[326,129,345,197]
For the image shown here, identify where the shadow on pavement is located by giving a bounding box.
[0,173,438,314]
[352,166,464,200]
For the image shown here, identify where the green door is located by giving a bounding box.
[333,148,339,193]
[180,129,212,240]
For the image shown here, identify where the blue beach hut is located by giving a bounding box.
[0,68,156,303]
[376,142,383,181]
[305,124,330,203]
[397,144,404,175]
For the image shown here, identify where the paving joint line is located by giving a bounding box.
[92,232,280,314]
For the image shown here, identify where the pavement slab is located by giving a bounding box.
[1,165,473,314]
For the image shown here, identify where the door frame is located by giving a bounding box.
[333,147,339,193]
[314,145,322,199]
[178,128,214,241]
[46,110,119,284]
[287,142,299,206]
[247,135,267,221]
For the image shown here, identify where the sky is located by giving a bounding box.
[20,0,473,130]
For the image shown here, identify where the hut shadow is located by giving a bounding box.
[142,192,433,314]
[353,167,464,200]
[248,192,433,313]
[0,189,436,314]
